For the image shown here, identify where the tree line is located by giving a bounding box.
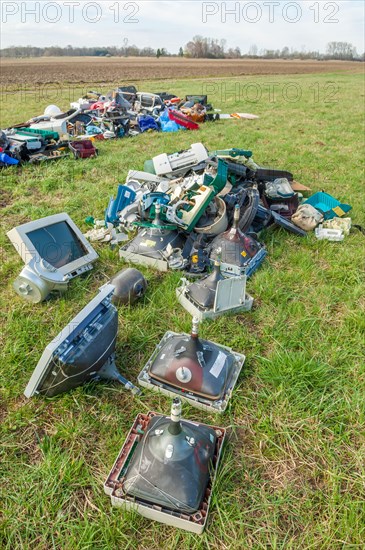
[1,38,363,61]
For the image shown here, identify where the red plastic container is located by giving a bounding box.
[69,140,98,159]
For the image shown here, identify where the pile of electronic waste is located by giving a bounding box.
[6,139,354,534]
[0,87,258,166]
[89,142,313,292]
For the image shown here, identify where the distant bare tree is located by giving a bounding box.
[184,36,229,58]
[326,42,357,60]
[248,44,258,57]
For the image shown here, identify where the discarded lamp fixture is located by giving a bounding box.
[24,284,140,398]
[210,205,267,278]
[176,260,253,320]
[110,268,147,306]
[104,398,226,533]
[144,143,208,178]
[119,204,185,271]
[138,317,245,412]
[7,213,98,303]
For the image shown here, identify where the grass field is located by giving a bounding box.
[1,67,365,549]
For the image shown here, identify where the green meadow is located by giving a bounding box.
[1,71,364,549]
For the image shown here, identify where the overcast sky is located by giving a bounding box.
[1,1,364,54]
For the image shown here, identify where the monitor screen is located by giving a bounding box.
[26,221,88,268]
[24,285,118,397]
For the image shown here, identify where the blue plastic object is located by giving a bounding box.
[270,211,307,237]
[105,185,137,225]
[138,115,159,133]
[213,246,267,278]
[159,110,170,122]
[244,247,268,278]
[159,110,180,132]
[141,192,170,212]
[304,191,351,220]
[160,119,180,132]
[86,125,102,135]
[0,152,19,165]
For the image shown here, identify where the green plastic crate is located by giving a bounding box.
[18,128,59,141]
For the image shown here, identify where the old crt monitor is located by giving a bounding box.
[7,212,98,303]
[24,285,140,398]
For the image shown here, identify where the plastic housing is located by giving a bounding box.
[137,331,245,412]
[104,411,226,534]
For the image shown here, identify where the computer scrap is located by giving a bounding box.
[6,137,354,534]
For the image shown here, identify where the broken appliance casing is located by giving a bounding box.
[104,410,226,534]
[13,257,70,303]
[8,133,43,151]
[145,143,209,178]
[119,204,185,271]
[119,226,185,272]
[175,184,215,232]
[134,92,165,114]
[209,205,267,278]
[211,246,267,278]
[27,108,84,138]
[194,196,228,236]
[137,329,245,412]
[176,275,253,321]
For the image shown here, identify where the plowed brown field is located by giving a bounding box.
[0,56,362,86]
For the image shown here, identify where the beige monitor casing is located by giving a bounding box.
[7,212,98,278]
